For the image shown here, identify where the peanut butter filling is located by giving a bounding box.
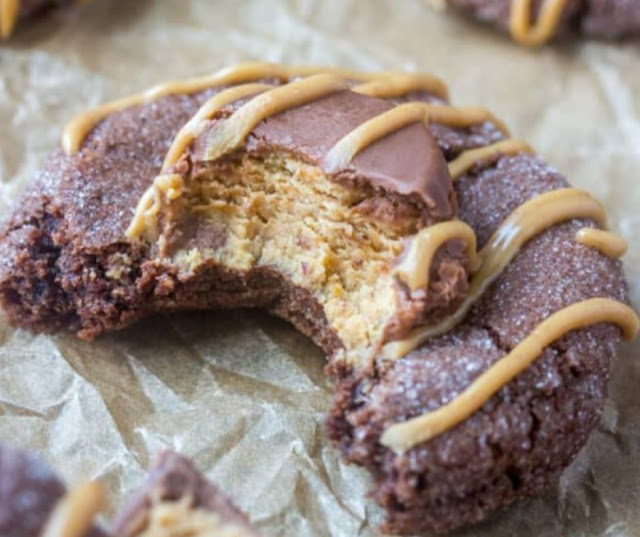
[509,0,569,46]
[136,497,252,537]
[162,153,416,364]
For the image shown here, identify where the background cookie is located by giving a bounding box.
[0,0,76,39]
[440,0,640,45]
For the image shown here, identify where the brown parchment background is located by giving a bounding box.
[0,1,639,535]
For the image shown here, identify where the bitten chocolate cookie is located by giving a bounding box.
[0,62,476,367]
[437,0,640,45]
[0,62,637,534]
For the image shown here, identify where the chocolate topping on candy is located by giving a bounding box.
[243,90,454,217]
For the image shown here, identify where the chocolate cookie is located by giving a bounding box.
[0,443,260,537]
[0,442,105,537]
[0,63,637,534]
[111,451,262,537]
[440,0,640,45]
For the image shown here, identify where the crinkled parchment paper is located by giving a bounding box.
[0,1,639,535]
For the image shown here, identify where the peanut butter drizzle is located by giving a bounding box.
[203,74,349,162]
[323,102,509,173]
[394,220,478,291]
[509,0,569,46]
[61,62,448,155]
[162,83,273,170]
[352,73,449,100]
[126,173,183,240]
[382,188,608,360]
[576,227,628,258]
[448,139,534,181]
[42,482,105,537]
[381,297,639,452]
[0,0,20,39]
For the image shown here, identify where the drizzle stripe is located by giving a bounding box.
[126,174,183,240]
[162,83,273,170]
[0,0,20,39]
[394,220,478,291]
[353,73,449,100]
[324,102,509,174]
[449,139,533,181]
[575,228,628,258]
[382,188,608,359]
[203,74,349,162]
[426,105,510,135]
[42,482,104,537]
[509,0,569,46]
[324,102,429,173]
[381,298,639,452]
